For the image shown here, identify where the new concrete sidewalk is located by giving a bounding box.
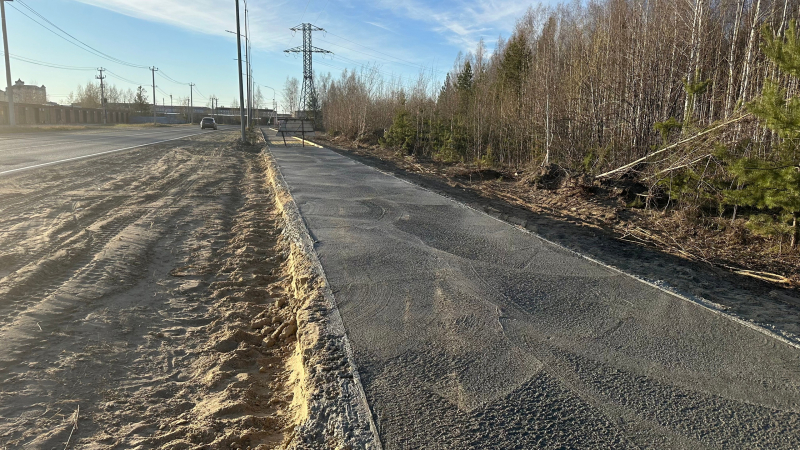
[266,134,800,449]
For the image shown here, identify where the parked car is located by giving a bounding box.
[200,117,218,130]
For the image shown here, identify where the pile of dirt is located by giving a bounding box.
[142,154,301,449]
[262,139,381,450]
[0,130,378,449]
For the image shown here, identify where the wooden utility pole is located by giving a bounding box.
[188,83,195,124]
[97,67,107,124]
[235,0,246,141]
[150,66,158,125]
[244,1,251,129]
[1,0,15,126]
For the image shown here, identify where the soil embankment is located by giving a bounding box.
[0,130,374,449]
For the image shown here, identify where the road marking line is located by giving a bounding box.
[0,130,214,176]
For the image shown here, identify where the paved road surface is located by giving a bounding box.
[0,126,218,175]
[265,131,800,449]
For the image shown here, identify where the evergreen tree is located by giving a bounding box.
[457,61,473,92]
[308,91,322,130]
[438,73,452,103]
[498,33,531,94]
[381,98,416,154]
[727,21,800,248]
[133,86,150,115]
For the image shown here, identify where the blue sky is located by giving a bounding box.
[2,0,548,112]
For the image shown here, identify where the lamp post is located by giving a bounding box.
[261,85,276,126]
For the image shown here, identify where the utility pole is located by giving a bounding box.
[284,23,331,117]
[188,83,195,124]
[150,66,158,125]
[234,0,246,141]
[96,67,107,124]
[1,0,14,127]
[244,1,251,130]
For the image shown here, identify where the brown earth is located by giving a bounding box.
[309,134,800,345]
[0,131,319,449]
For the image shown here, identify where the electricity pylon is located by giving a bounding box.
[284,23,331,115]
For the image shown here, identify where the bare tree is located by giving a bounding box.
[282,76,300,115]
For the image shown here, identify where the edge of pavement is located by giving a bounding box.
[290,131,800,353]
[260,129,383,449]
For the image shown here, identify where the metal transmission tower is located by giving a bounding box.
[284,23,331,116]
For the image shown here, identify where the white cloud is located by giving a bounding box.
[373,0,533,50]
[72,0,296,52]
[365,21,398,34]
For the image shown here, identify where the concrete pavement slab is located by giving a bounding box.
[265,132,800,449]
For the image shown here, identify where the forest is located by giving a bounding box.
[314,0,800,250]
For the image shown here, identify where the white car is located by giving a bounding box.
[200,117,218,130]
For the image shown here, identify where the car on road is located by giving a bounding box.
[200,117,218,130]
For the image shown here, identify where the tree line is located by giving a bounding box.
[317,0,800,249]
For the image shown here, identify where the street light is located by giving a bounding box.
[226,27,252,130]
[261,85,277,125]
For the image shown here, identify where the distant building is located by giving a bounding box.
[0,79,47,104]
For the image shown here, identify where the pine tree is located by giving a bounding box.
[457,61,473,92]
[498,33,531,94]
[727,21,800,248]
[381,100,415,155]
[133,86,150,115]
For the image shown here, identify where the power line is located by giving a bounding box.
[0,51,94,71]
[193,86,208,100]
[314,0,330,23]
[322,30,445,75]
[328,53,419,83]
[314,59,420,90]
[11,0,148,69]
[105,70,147,87]
[298,0,313,24]
[158,70,188,85]
[285,0,313,47]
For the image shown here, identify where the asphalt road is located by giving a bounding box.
[0,125,220,176]
[266,132,800,449]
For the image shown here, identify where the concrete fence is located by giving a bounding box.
[0,101,129,126]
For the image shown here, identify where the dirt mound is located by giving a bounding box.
[0,131,374,449]
[262,146,381,450]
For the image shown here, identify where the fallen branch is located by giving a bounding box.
[651,153,713,177]
[720,266,791,284]
[595,113,751,180]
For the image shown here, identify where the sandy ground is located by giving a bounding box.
[0,131,316,449]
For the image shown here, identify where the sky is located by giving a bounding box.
[1,0,551,112]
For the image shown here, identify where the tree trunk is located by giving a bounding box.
[792,211,798,249]
[684,0,704,124]
[725,0,745,118]
[740,0,763,104]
